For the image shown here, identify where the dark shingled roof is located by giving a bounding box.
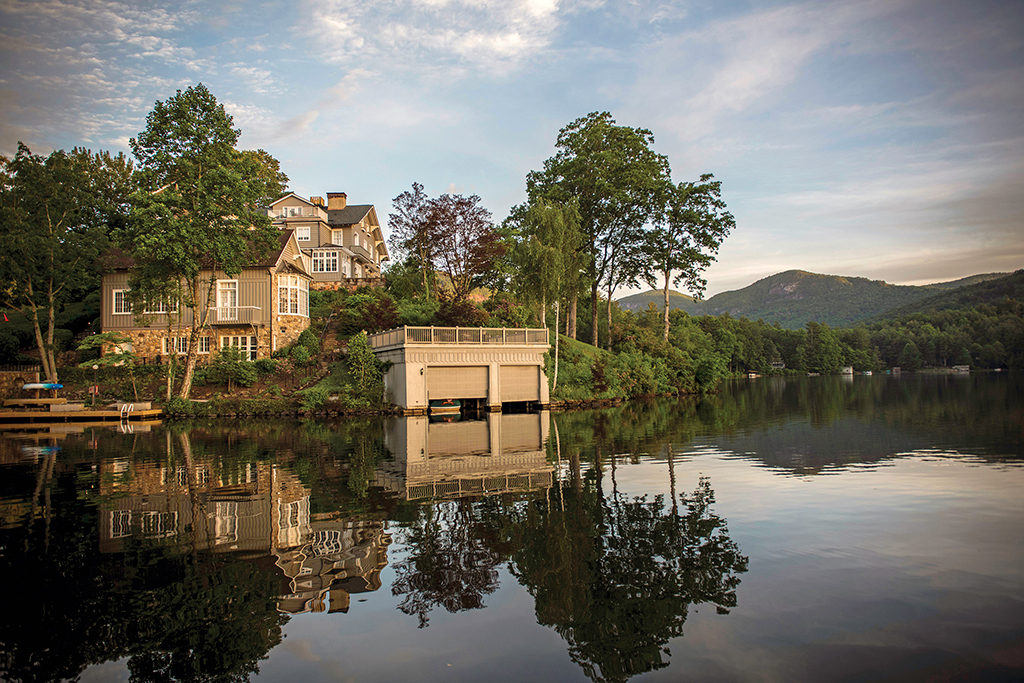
[327,205,373,225]
[101,230,293,270]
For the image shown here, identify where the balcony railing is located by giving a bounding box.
[349,243,374,263]
[209,306,261,325]
[368,326,549,350]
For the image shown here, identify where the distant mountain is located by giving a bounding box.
[616,290,698,314]
[921,273,1010,290]
[615,269,1013,329]
[865,270,1024,321]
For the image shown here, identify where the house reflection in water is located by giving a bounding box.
[95,437,390,616]
[378,412,553,501]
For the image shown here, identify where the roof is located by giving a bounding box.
[327,205,374,225]
[102,229,296,271]
[269,192,315,208]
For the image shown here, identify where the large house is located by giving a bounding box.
[99,230,312,362]
[267,192,389,290]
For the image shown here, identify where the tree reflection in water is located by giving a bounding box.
[390,443,747,683]
[391,500,504,628]
[509,468,747,683]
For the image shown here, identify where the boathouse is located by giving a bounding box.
[368,326,550,413]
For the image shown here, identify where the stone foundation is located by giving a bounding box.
[0,370,41,399]
[312,277,385,292]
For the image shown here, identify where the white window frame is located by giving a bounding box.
[331,229,343,245]
[278,275,309,316]
[220,335,258,361]
[296,226,310,241]
[113,289,131,315]
[312,250,339,273]
[217,279,238,321]
[163,336,210,355]
[144,298,178,315]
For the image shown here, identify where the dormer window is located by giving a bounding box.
[296,227,310,241]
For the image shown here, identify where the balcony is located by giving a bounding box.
[209,306,261,325]
[349,242,374,264]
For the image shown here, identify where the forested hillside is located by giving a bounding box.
[617,270,1012,329]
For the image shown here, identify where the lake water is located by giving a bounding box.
[1,373,1022,683]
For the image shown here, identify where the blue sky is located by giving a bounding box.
[1,0,1021,296]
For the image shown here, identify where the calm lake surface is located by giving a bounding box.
[2,373,1022,683]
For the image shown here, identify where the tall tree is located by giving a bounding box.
[507,199,586,328]
[120,83,280,398]
[425,192,505,303]
[0,144,134,381]
[642,174,734,342]
[387,182,433,299]
[527,112,670,347]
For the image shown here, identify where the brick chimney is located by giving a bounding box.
[310,196,325,207]
[327,192,347,210]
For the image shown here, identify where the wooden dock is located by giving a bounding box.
[0,406,163,425]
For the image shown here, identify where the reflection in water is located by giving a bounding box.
[503,465,747,683]
[1,373,1018,682]
[383,414,748,683]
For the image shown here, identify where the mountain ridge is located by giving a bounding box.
[615,269,1012,329]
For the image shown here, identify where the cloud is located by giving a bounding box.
[304,0,564,73]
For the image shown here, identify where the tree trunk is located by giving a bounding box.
[606,282,614,351]
[540,294,546,330]
[663,271,671,343]
[553,302,559,392]
[590,281,599,347]
[45,282,58,381]
[568,298,577,339]
[30,311,54,382]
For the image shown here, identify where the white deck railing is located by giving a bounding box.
[209,306,261,324]
[368,326,549,349]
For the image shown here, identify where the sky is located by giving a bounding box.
[1,0,1022,297]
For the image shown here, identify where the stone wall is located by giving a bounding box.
[0,370,41,399]
[311,277,385,293]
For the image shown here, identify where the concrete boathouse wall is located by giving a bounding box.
[368,326,551,414]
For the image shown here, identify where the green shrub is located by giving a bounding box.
[298,384,330,411]
[297,328,319,354]
[290,345,310,365]
[397,298,440,327]
[254,358,278,374]
[206,346,258,390]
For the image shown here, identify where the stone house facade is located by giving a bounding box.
[99,230,312,363]
[266,192,389,290]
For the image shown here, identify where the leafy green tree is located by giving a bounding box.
[77,331,141,401]
[527,112,671,347]
[898,340,924,371]
[0,145,134,380]
[507,198,587,328]
[120,83,282,398]
[346,331,385,407]
[207,345,258,392]
[800,322,844,373]
[641,175,734,342]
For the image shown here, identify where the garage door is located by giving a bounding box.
[500,365,540,402]
[427,365,488,399]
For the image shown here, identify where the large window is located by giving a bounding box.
[278,275,308,316]
[220,335,258,361]
[312,250,338,273]
[144,298,178,315]
[163,336,210,355]
[217,280,238,321]
[296,226,310,241]
[113,289,131,315]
